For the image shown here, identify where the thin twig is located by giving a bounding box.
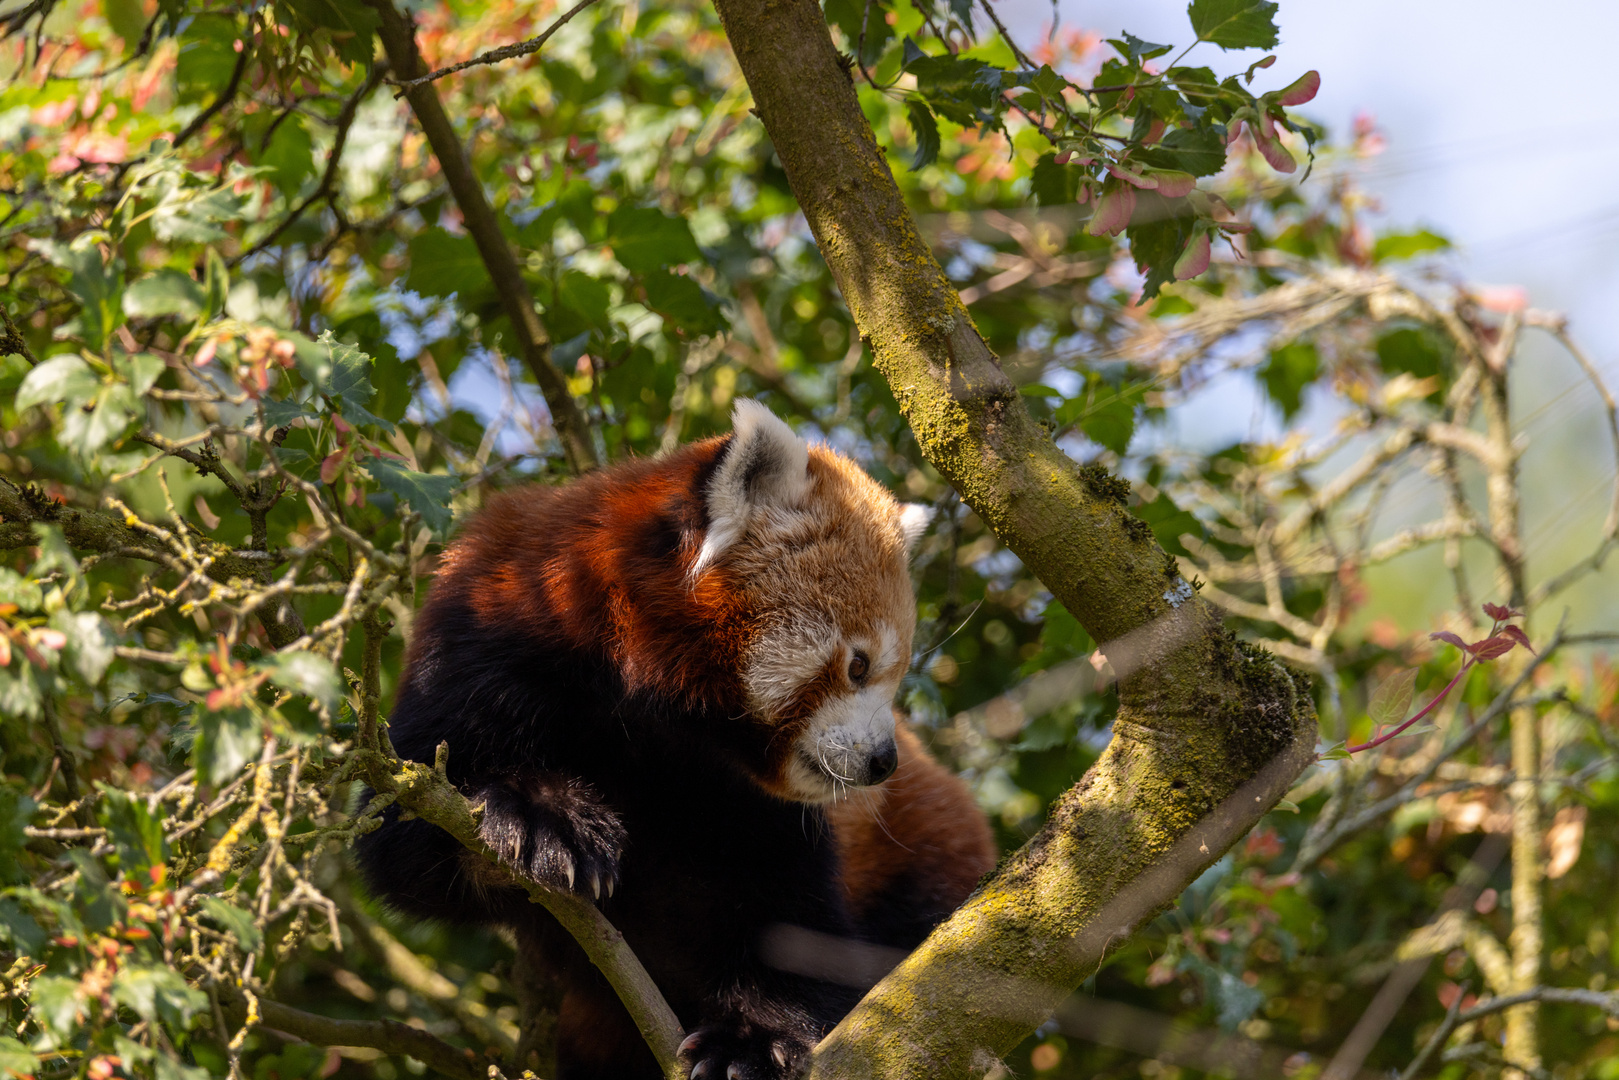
[391,0,603,90]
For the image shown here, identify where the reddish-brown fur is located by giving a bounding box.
[829,722,997,936]
[363,414,997,1079]
[439,438,753,716]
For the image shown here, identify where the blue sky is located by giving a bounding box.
[1004,0,1619,633]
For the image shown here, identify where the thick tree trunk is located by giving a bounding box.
[709,1,1319,1073]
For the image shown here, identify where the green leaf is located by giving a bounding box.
[33,238,125,352]
[113,964,208,1027]
[96,786,167,873]
[195,707,261,784]
[365,458,456,534]
[606,205,702,273]
[50,610,116,684]
[1372,229,1451,263]
[0,1037,38,1079]
[1376,326,1445,381]
[0,569,42,613]
[642,270,725,335]
[204,248,229,320]
[1320,740,1353,761]
[1260,340,1320,419]
[278,0,380,66]
[151,182,244,245]
[68,848,121,931]
[29,975,83,1040]
[1367,667,1418,730]
[176,15,241,94]
[1108,32,1172,63]
[302,331,392,429]
[264,651,342,711]
[1139,126,1228,177]
[257,113,315,198]
[124,269,206,321]
[1057,377,1147,455]
[1125,190,1198,301]
[0,897,46,955]
[15,355,97,414]
[904,98,940,171]
[1031,152,1083,206]
[0,790,36,885]
[1187,0,1281,50]
[406,227,493,302]
[1271,798,1300,813]
[200,897,263,954]
[557,270,612,331]
[0,667,42,723]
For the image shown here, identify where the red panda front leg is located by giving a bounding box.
[471,774,627,900]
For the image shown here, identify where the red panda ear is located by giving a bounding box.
[693,399,811,575]
[898,503,931,555]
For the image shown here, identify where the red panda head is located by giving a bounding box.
[696,400,929,804]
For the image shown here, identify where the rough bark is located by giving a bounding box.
[709,1,1319,1073]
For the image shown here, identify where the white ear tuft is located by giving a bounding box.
[692,400,811,575]
[898,503,932,555]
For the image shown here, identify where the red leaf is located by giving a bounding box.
[1498,625,1536,655]
[1173,231,1212,280]
[1107,163,1157,189]
[1278,70,1321,107]
[1252,124,1296,174]
[1469,635,1516,660]
[1087,179,1135,237]
[1482,601,1523,622]
[1429,630,1469,651]
[320,450,347,485]
[1053,150,1072,165]
[1151,169,1197,198]
[1226,118,1245,145]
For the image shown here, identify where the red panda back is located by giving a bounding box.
[419,438,753,714]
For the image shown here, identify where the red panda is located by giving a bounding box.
[356,401,995,1080]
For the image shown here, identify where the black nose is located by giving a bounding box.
[867,740,898,784]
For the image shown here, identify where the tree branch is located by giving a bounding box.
[712,4,1317,1071]
[0,476,306,646]
[224,993,484,1080]
[357,747,684,1078]
[235,63,389,264]
[172,40,250,151]
[365,0,599,476]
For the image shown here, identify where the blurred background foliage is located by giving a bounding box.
[1,0,1617,1078]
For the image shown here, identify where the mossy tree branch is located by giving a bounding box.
[353,746,686,1078]
[709,0,1319,1073]
[0,476,304,647]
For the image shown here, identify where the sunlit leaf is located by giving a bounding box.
[1187,0,1281,50]
[1367,667,1418,730]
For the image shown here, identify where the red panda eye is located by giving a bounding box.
[848,652,868,682]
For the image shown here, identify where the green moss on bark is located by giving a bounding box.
[708,0,1320,1072]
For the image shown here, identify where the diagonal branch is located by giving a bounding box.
[711,0,1318,1072]
[224,993,484,1080]
[235,63,389,264]
[365,0,599,476]
[173,39,250,151]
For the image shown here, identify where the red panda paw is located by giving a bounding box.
[676,1022,808,1080]
[471,776,626,902]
